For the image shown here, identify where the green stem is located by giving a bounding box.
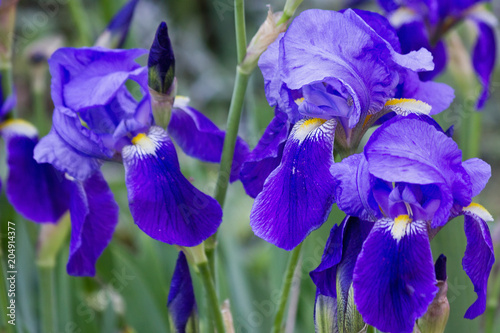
[366,325,376,333]
[39,266,57,333]
[484,262,500,333]
[213,69,250,207]
[271,242,304,333]
[234,0,247,64]
[0,239,14,333]
[67,0,92,46]
[198,262,226,333]
[462,111,482,160]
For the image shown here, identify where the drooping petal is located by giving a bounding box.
[462,158,491,197]
[168,252,198,332]
[67,171,119,276]
[462,203,495,319]
[168,103,249,182]
[1,120,70,223]
[472,21,496,109]
[353,217,438,333]
[250,119,336,250]
[122,126,222,246]
[239,111,289,198]
[330,154,380,221]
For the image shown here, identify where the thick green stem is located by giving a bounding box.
[67,0,92,46]
[462,111,482,160]
[213,68,249,207]
[198,262,226,333]
[272,242,304,333]
[234,0,247,64]
[39,266,57,333]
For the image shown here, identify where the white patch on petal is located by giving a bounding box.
[463,202,493,222]
[292,118,333,142]
[173,95,190,108]
[122,126,168,160]
[64,173,76,182]
[391,215,412,241]
[389,8,418,28]
[384,98,431,116]
[0,119,38,139]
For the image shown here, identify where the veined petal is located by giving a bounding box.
[168,104,249,182]
[353,217,437,333]
[67,171,119,276]
[473,21,496,109]
[168,252,198,332]
[122,126,222,246]
[1,120,70,223]
[462,203,495,319]
[462,158,491,197]
[240,111,289,198]
[250,119,336,250]
[330,154,380,221]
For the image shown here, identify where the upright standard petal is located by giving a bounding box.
[67,171,119,276]
[462,158,491,197]
[353,217,438,333]
[168,104,249,182]
[239,111,290,198]
[168,252,198,332]
[462,203,495,319]
[473,21,496,109]
[122,126,222,246]
[1,120,70,223]
[250,119,336,250]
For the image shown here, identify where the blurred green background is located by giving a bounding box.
[1,0,500,332]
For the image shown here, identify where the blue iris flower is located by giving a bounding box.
[378,0,496,108]
[34,31,247,275]
[240,8,455,251]
[313,115,494,333]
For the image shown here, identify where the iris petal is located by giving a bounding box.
[249,119,336,250]
[122,126,222,246]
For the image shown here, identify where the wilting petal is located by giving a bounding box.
[168,252,198,332]
[473,21,496,109]
[122,126,222,246]
[1,120,70,223]
[353,217,437,333]
[250,119,336,250]
[330,154,380,221]
[67,171,119,276]
[462,203,495,319]
[239,111,289,198]
[168,104,249,182]
[462,158,491,197]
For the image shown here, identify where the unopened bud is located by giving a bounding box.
[95,0,139,49]
[314,294,338,333]
[148,21,175,95]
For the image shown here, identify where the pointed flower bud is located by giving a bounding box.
[415,255,450,333]
[168,252,199,333]
[95,0,139,49]
[148,21,175,95]
[314,294,338,333]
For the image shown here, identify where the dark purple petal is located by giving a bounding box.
[473,21,496,109]
[330,154,380,221]
[122,126,222,246]
[435,254,447,281]
[250,119,336,250]
[462,204,495,319]
[168,252,197,332]
[101,0,139,49]
[239,111,289,198]
[462,158,491,197]
[168,104,249,182]
[2,120,70,223]
[377,0,402,12]
[353,218,438,333]
[67,171,119,276]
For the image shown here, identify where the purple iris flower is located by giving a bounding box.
[378,0,496,108]
[33,45,246,274]
[240,8,454,251]
[317,115,494,332]
[167,252,198,332]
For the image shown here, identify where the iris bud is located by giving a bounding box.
[95,0,139,49]
[315,294,338,333]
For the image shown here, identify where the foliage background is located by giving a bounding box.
[1,0,500,332]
